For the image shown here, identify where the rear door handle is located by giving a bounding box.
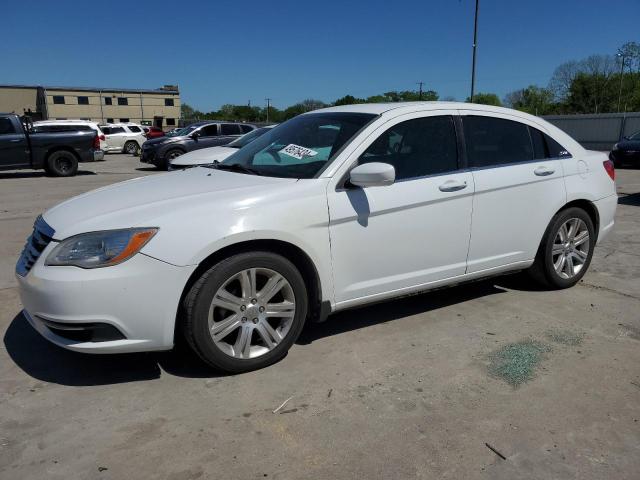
[439,179,468,192]
[534,166,555,176]
[10,139,22,143]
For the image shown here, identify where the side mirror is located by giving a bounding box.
[623,135,630,140]
[190,131,200,140]
[349,162,395,188]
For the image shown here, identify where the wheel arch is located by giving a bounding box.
[557,199,600,240]
[174,239,328,344]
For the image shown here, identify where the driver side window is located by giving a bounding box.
[359,115,459,180]
[199,125,218,137]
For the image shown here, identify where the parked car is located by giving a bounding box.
[169,125,276,170]
[610,130,640,167]
[15,103,617,373]
[100,123,147,154]
[33,119,107,152]
[142,126,165,139]
[140,121,255,170]
[1,113,103,176]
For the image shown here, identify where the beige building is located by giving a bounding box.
[0,84,181,129]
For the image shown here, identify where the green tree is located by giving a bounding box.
[504,85,555,115]
[180,103,196,119]
[466,92,502,106]
[334,94,364,105]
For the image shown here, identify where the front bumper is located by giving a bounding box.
[16,248,196,354]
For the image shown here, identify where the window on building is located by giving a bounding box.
[104,97,113,105]
[0,117,16,135]
[77,96,89,105]
[166,118,176,126]
[462,116,533,168]
[164,98,174,106]
[117,97,128,106]
[359,115,459,180]
[52,96,65,105]
[119,118,130,123]
[106,118,114,124]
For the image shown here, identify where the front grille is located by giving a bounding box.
[16,215,55,276]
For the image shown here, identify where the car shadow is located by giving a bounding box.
[0,170,96,179]
[297,277,508,344]
[5,275,521,386]
[135,167,159,172]
[3,312,223,386]
[618,192,640,206]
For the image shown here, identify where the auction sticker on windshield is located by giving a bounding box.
[279,144,318,160]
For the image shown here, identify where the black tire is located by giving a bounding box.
[183,251,308,373]
[46,150,78,177]
[124,141,139,155]
[163,149,184,170]
[527,207,595,289]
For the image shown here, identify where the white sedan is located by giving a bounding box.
[16,102,617,373]
[169,125,276,170]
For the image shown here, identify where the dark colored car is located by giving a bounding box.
[0,113,103,176]
[610,131,640,167]
[142,126,165,139]
[140,121,256,170]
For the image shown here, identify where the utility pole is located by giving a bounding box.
[470,0,480,102]
[617,52,626,112]
[265,98,271,123]
[417,81,424,100]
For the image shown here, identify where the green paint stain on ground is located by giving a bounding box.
[488,340,552,387]
[546,329,584,346]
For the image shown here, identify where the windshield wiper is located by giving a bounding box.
[211,161,261,175]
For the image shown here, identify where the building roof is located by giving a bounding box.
[0,84,179,94]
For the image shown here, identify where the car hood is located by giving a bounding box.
[170,146,238,167]
[143,136,185,148]
[616,139,640,150]
[43,168,296,238]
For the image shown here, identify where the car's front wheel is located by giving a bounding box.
[183,252,308,373]
[528,207,595,289]
[124,141,139,155]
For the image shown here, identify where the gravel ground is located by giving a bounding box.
[1,154,639,479]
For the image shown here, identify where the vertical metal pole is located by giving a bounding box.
[99,90,104,123]
[470,0,479,102]
[265,98,271,123]
[139,92,144,124]
[417,81,424,100]
[617,55,625,112]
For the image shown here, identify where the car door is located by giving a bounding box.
[104,126,126,150]
[195,124,220,150]
[327,112,474,306]
[460,111,567,273]
[0,116,29,169]
[219,123,243,145]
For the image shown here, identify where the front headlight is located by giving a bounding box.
[46,228,158,268]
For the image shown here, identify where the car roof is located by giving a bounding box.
[188,121,256,127]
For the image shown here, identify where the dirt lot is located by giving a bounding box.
[1,155,639,479]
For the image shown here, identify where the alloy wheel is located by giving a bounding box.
[552,218,590,279]
[208,268,296,359]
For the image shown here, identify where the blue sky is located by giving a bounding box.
[2,0,638,111]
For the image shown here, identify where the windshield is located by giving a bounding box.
[226,127,271,148]
[168,126,196,137]
[629,131,640,140]
[218,113,376,178]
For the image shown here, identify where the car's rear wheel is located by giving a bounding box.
[528,207,595,289]
[183,251,308,373]
[46,150,78,177]
[124,141,139,155]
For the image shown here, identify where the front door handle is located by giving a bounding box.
[10,139,22,143]
[439,179,468,192]
[534,166,555,176]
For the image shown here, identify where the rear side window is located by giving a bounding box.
[221,124,242,135]
[360,115,459,180]
[127,125,142,133]
[109,127,125,134]
[34,124,92,133]
[463,116,533,168]
[529,127,571,159]
[0,117,16,135]
[240,125,253,133]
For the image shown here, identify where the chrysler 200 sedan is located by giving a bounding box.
[16,103,617,373]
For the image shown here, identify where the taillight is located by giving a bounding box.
[603,160,615,181]
[99,134,105,141]
[93,134,100,150]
